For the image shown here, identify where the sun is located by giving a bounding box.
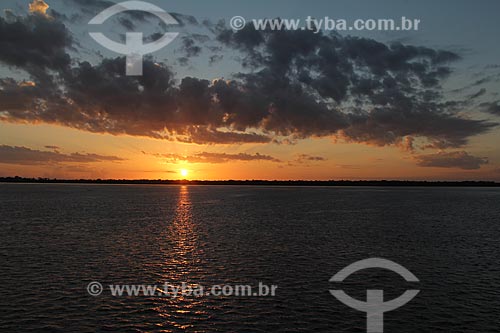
[180,169,188,178]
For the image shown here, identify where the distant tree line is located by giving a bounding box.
[0,176,498,187]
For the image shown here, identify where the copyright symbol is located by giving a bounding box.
[87,281,103,296]
[230,16,246,31]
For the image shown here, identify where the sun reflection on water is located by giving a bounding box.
[155,186,209,329]
[167,185,199,278]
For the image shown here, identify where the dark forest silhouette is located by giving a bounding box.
[1,176,498,187]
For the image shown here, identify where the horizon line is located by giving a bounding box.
[1,177,499,187]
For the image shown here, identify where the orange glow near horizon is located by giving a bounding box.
[0,123,499,181]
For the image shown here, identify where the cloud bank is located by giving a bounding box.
[149,151,281,164]
[0,7,496,152]
[414,151,488,170]
[0,145,124,165]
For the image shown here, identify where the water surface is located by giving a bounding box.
[1,184,499,332]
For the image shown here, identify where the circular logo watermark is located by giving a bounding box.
[329,258,420,333]
[88,1,179,76]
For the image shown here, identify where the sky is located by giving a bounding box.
[0,0,500,180]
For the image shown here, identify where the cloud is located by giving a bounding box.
[179,34,210,58]
[140,169,177,174]
[150,151,330,165]
[287,153,327,166]
[414,151,488,170]
[0,145,125,165]
[467,88,487,99]
[0,10,496,148]
[450,76,495,94]
[174,126,272,144]
[170,12,199,27]
[480,102,500,116]
[214,25,494,148]
[341,106,492,149]
[28,0,49,16]
[209,54,223,65]
[295,154,327,163]
[154,151,281,164]
[116,17,135,30]
[0,11,72,82]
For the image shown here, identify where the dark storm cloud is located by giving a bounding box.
[0,52,271,143]
[341,106,492,149]
[213,25,494,147]
[0,13,72,73]
[0,11,496,148]
[0,145,125,165]
[0,78,38,112]
[414,151,488,170]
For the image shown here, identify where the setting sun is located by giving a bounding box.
[180,169,189,178]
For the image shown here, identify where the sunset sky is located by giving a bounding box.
[1,0,500,180]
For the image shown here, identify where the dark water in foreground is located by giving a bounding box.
[0,184,499,332]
